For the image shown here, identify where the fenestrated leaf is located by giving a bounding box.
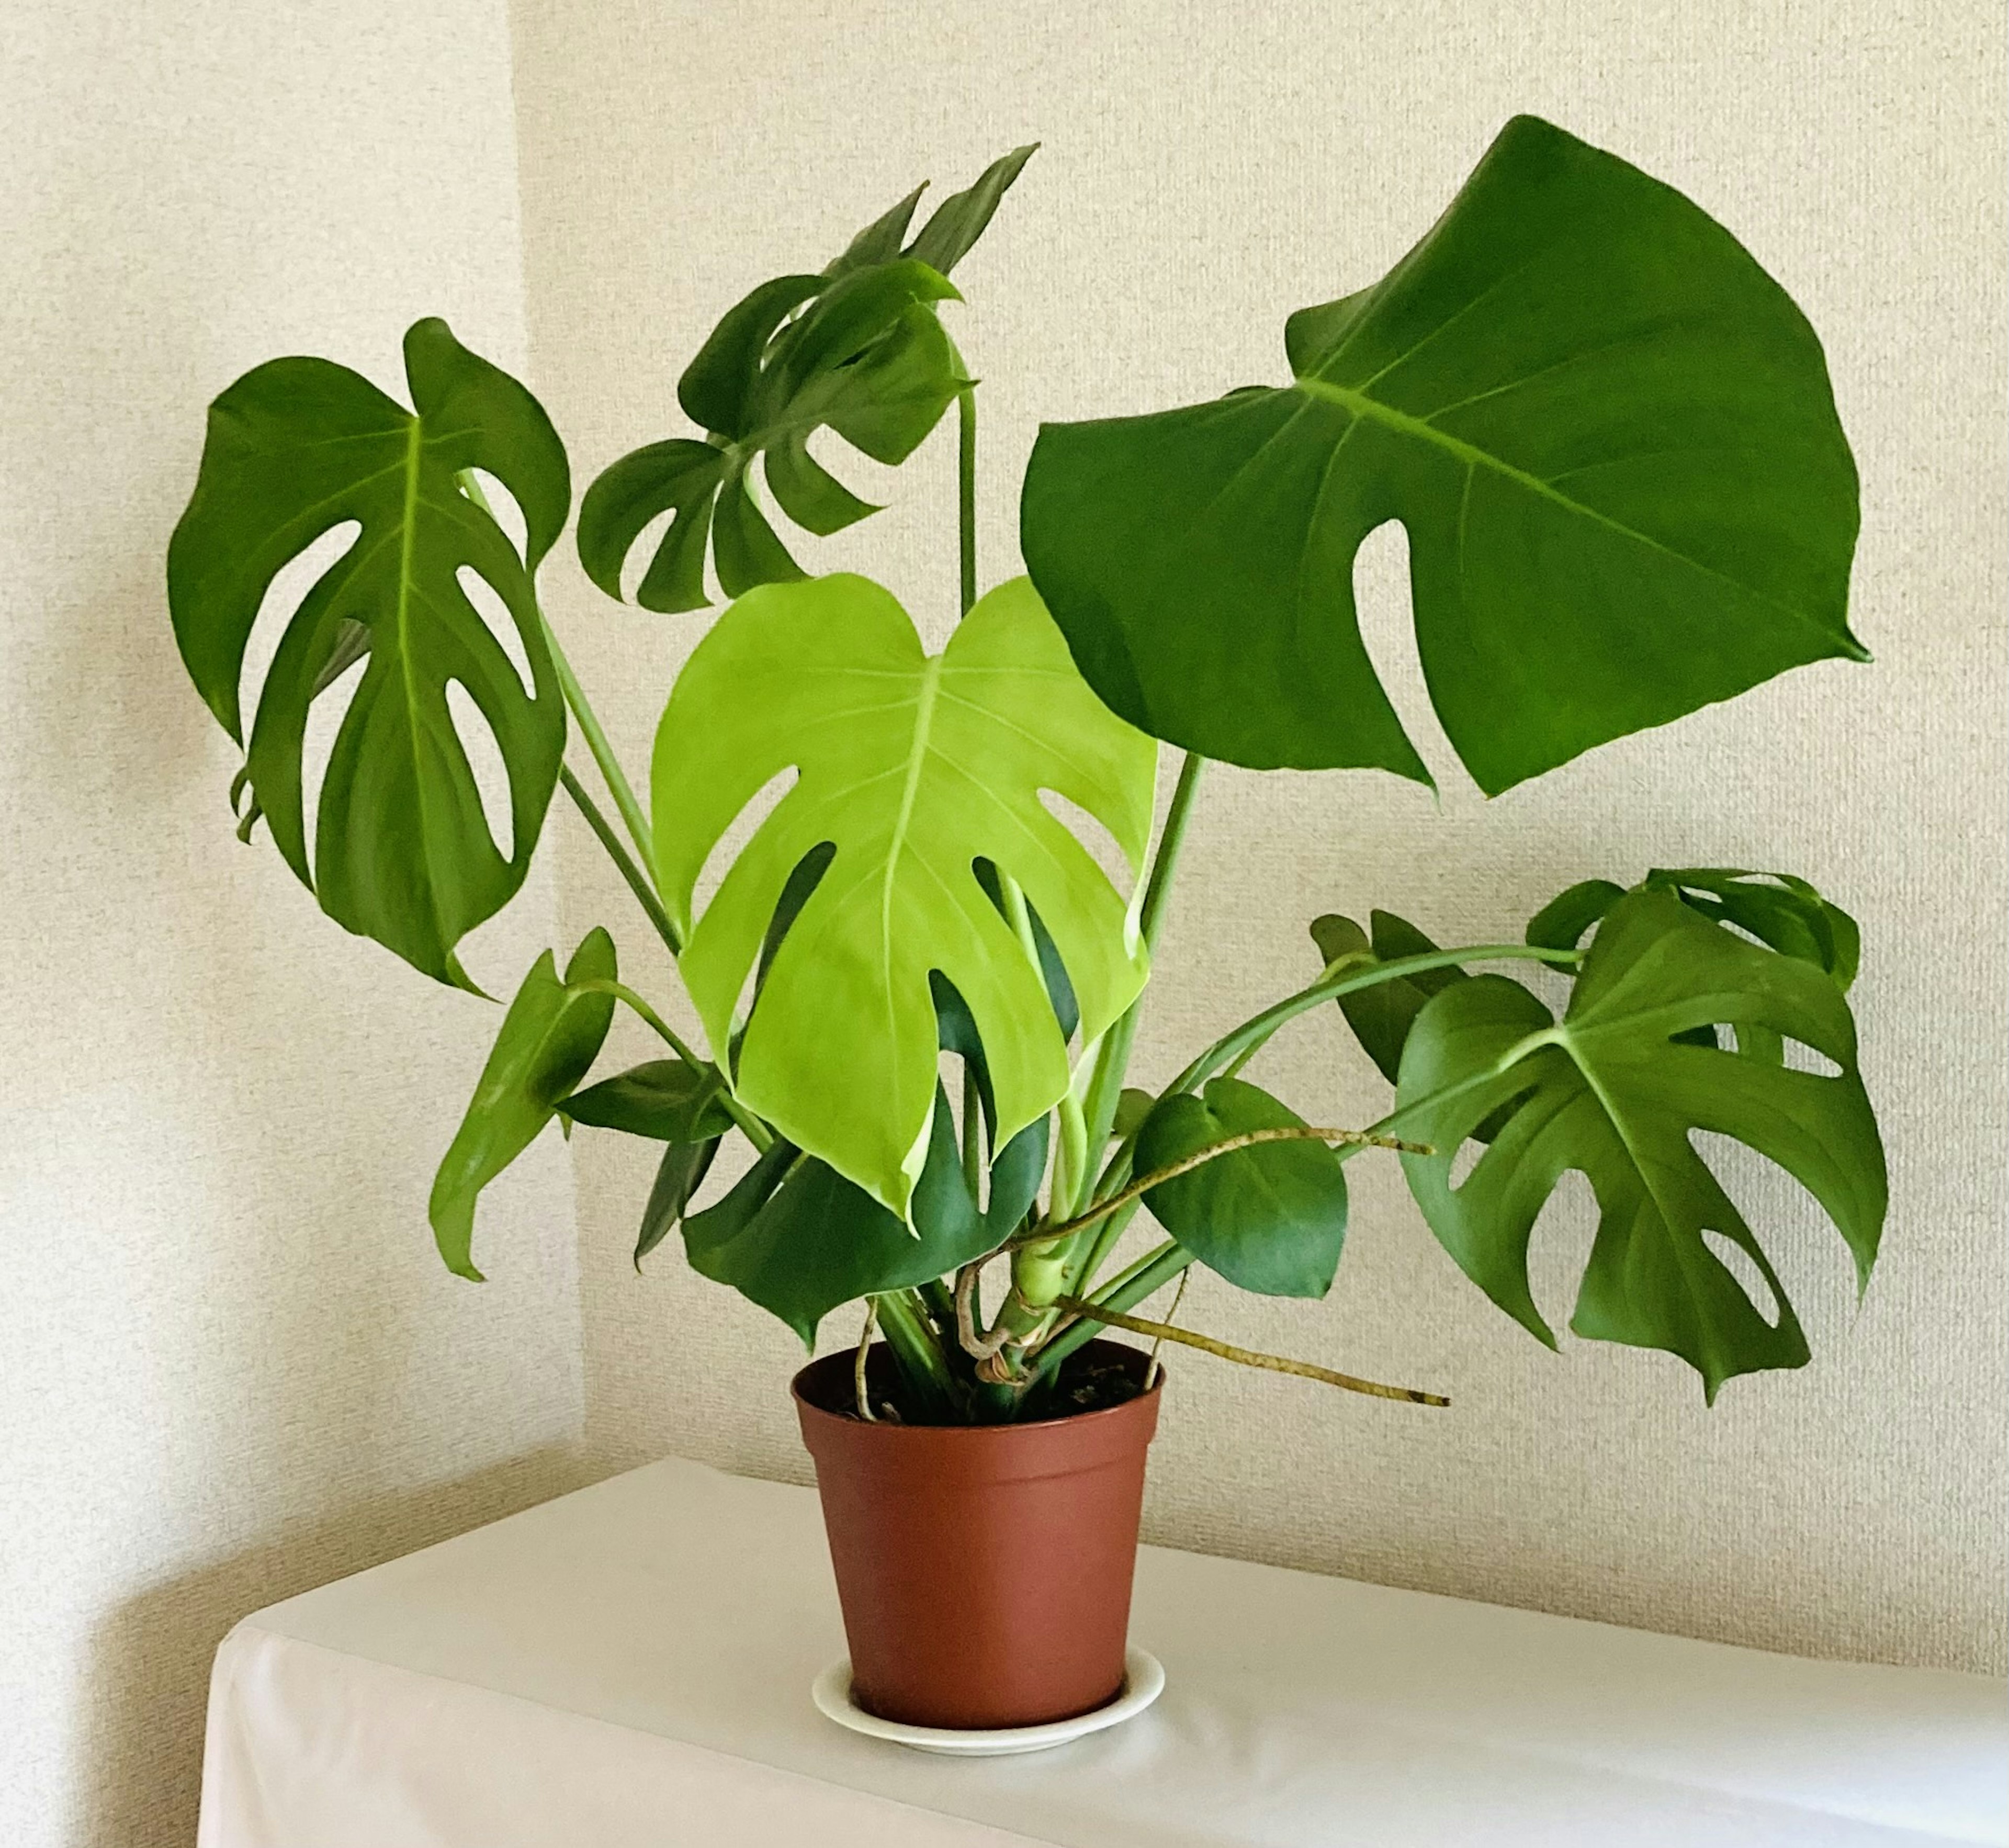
[1134,1077,1348,1297]
[428,929,617,1280]
[580,149,1034,615]
[1393,888,1886,1399]
[1021,114,1864,793]
[578,262,959,611]
[653,572,1155,1217]
[681,1089,1048,1343]
[635,1136,720,1268]
[169,318,569,987]
[1645,867,1859,991]
[559,1059,733,1141]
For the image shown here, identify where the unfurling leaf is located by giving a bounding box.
[1022,115,1863,792]
[579,148,1035,612]
[652,573,1155,1218]
[1394,889,1885,1399]
[168,319,570,986]
[681,1091,1047,1344]
[429,930,617,1280]
[1134,1077,1348,1298]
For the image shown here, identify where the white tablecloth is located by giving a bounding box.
[197,1458,2007,1847]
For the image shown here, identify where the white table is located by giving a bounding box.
[197,1458,2007,1847]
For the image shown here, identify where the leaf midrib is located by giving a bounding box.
[1292,376,1860,655]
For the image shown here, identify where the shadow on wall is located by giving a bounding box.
[76,1445,596,1848]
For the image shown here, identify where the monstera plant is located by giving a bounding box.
[168,118,1885,1429]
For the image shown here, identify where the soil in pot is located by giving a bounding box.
[794,1338,1162,1731]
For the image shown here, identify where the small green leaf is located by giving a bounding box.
[1394,889,1886,1399]
[1112,1087,1156,1139]
[169,318,570,985]
[1134,1077,1348,1298]
[1311,909,1470,1086]
[560,1060,733,1141]
[652,572,1155,1218]
[682,1090,1046,1344]
[1526,879,1626,952]
[428,929,618,1280]
[635,1136,720,1268]
[1022,115,1863,789]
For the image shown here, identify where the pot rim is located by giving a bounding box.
[791,1336,1163,1437]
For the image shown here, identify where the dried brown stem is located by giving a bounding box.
[1054,1296,1450,1406]
[854,1299,878,1421]
[954,1262,1014,1361]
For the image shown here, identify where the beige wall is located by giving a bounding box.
[511,0,2007,1676]
[1,5,592,1845]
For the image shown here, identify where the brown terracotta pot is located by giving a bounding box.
[793,1338,1162,1730]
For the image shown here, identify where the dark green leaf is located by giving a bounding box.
[1645,867,1859,991]
[677,274,826,439]
[428,929,617,1280]
[1311,909,1468,1086]
[578,267,958,611]
[635,1135,720,1267]
[682,1089,1046,1344]
[1022,115,1863,791]
[1394,888,1886,1399]
[1526,879,1626,952]
[904,143,1039,277]
[581,148,1034,613]
[1134,1077,1348,1298]
[559,1060,733,1141]
[169,318,570,985]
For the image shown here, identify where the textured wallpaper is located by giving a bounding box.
[510,0,2007,1675]
[1,6,592,1846]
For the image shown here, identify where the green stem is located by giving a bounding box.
[559,765,681,954]
[1166,942,1581,1105]
[957,387,977,617]
[1033,1241,1192,1382]
[544,619,657,884]
[575,979,772,1152]
[873,1288,963,1419]
[960,1067,986,1195]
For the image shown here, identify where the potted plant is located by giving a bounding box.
[166,116,1886,1737]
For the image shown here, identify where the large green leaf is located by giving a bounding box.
[1134,1077,1348,1297]
[1021,115,1864,792]
[1393,889,1885,1398]
[168,318,570,986]
[578,148,1034,613]
[681,1091,1047,1344]
[428,930,617,1280]
[652,572,1155,1217]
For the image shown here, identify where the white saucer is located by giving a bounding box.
[811,1648,1165,1756]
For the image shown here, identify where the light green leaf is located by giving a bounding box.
[1135,1077,1348,1297]
[652,572,1155,1216]
[1021,114,1863,792]
[428,929,618,1280]
[168,318,570,986]
[1394,889,1886,1399]
[682,1092,1047,1344]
